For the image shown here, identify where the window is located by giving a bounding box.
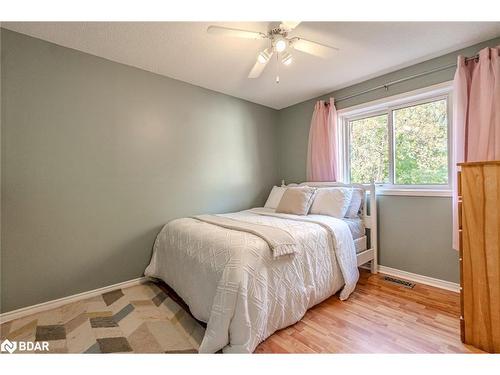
[339,83,452,195]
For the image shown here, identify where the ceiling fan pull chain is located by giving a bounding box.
[276,52,280,84]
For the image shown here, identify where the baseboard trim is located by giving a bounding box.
[0,277,148,323]
[378,265,460,293]
[0,267,460,323]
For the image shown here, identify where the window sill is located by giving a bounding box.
[374,188,452,197]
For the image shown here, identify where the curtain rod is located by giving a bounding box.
[331,54,479,104]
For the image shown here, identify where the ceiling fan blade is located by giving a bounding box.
[248,51,273,78]
[280,21,301,31]
[291,37,339,58]
[207,25,266,39]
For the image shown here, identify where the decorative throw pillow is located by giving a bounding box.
[345,188,364,218]
[264,186,287,209]
[310,187,353,218]
[275,186,317,215]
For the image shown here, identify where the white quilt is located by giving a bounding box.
[144,208,359,353]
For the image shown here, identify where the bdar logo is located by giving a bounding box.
[1,339,17,354]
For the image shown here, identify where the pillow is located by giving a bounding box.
[310,187,353,218]
[275,186,317,215]
[264,186,287,209]
[345,188,364,218]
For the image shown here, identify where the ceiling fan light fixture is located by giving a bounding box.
[257,48,272,64]
[282,52,293,66]
[206,21,339,82]
[274,38,287,53]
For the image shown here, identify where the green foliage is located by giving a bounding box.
[349,99,448,185]
[394,100,448,185]
[350,114,389,183]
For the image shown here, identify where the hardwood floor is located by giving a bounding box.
[255,269,483,353]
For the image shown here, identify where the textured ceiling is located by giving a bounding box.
[3,22,500,109]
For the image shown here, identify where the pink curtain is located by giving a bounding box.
[306,98,338,181]
[452,45,500,249]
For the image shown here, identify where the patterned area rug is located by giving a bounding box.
[0,282,205,353]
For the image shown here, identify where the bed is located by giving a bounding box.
[144,182,378,353]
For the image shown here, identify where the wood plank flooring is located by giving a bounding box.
[255,269,483,353]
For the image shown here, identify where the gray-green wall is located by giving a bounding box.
[278,36,500,284]
[0,30,279,312]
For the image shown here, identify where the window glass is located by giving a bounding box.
[349,114,389,184]
[393,99,448,185]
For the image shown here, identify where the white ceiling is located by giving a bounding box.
[3,22,500,109]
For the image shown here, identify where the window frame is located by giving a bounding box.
[337,81,453,197]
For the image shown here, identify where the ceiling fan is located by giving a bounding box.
[207,22,339,83]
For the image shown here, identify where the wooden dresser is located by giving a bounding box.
[457,161,500,353]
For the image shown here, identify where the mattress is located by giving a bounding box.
[259,207,366,248]
[354,236,367,254]
[342,217,366,254]
[342,217,365,240]
[342,217,367,254]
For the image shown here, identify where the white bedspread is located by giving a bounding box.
[144,208,359,353]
